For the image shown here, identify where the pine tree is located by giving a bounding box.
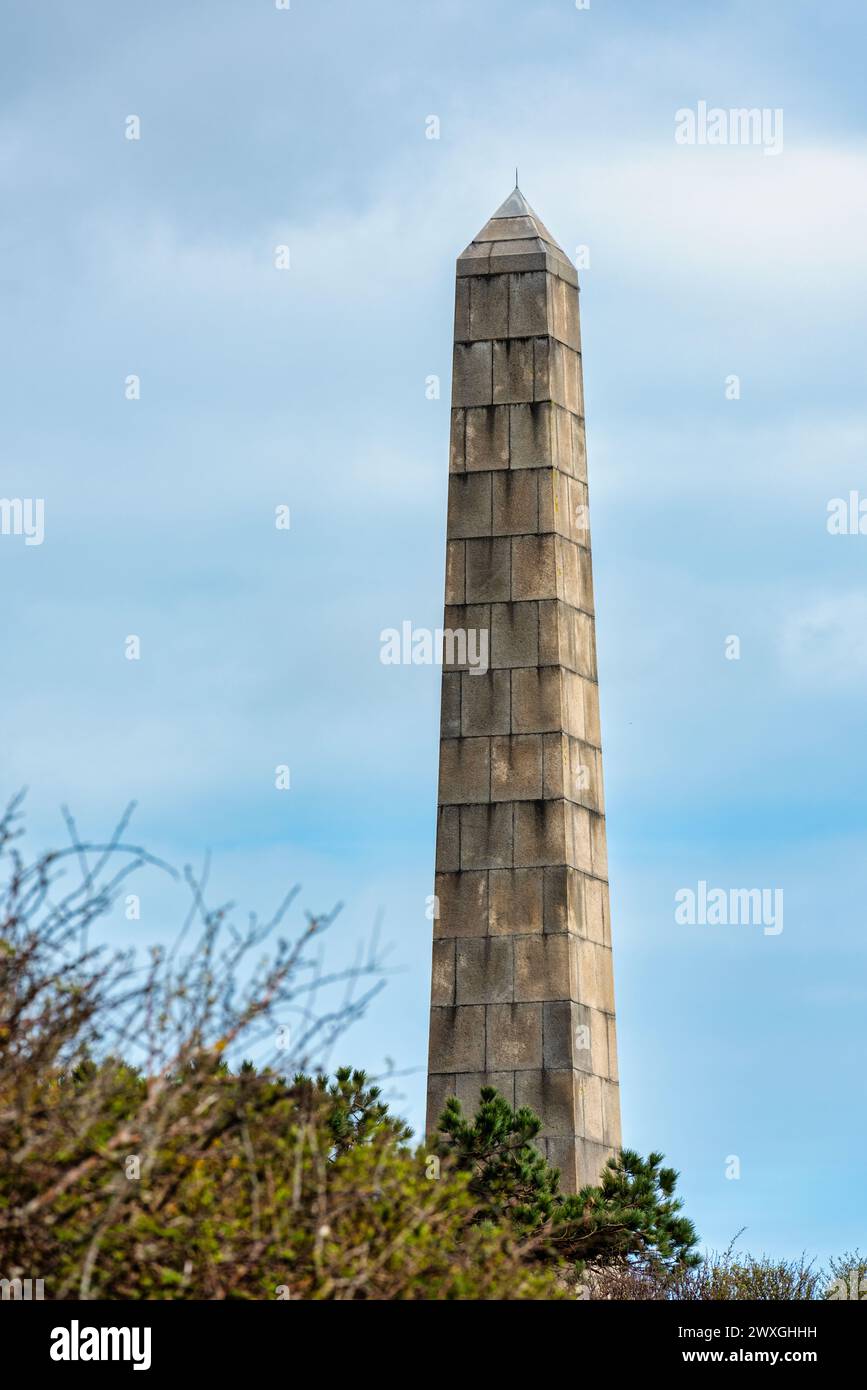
[436,1086,699,1269]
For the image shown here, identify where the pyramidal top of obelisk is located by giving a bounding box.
[457,182,577,285]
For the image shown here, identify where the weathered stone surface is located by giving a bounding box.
[488,867,544,936]
[508,272,548,338]
[466,405,509,472]
[461,669,510,736]
[465,537,511,603]
[455,937,513,1004]
[452,341,493,407]
[510,402,553,470]
[492,469,539,535]
[455,1070,516,1114]
[512,534,557,601]
[490,601,538,669]
[493,338,535,404]
[486,1003,542,1070]
[491,734,543,802]
[514,934,575,1002]
[444,540,465,605]
[460,803,513,870]
[429,1005,486,1072]
[468,274,509,340]
[435,805,460,872]
[515,1069,577,1135]
[440,672,461,739]
[511,666,562,734]
[438,736,490,806]
[447,473,492,539]
[434,870,488,938]
[449,408,466,473]
[430,937,455,1006]
[515,799,574,869]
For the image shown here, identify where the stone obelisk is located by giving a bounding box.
[425,186,621,1191]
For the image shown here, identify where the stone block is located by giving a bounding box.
[583,875,608,946]
[452,341,493,407]
[490,734,543,802]
[551,273,581,351]
[514,934,574,1002]
[453,276,470,341]
[578,1072,605,1144]
[435,805,460,871]
[510,402,553,470]
[490,601,538,669]
[515,1069,578,1136]
[590,811,608,877]
[469,274,509,339]
[442,605,490,672]
[511,666,562,734]
[488,867,543,935]
[465,537,511,603]
[493,338,535,404]
[439,737,490,805]
[455,1071,516,1114]
[557,604,596,678]
[429,1005,486,1073]
[607,1015,619,1081]
[562,670,588,741]
[430,938,455,1006]
[543,1000,580,1068]
[492,469,539,536]
[537,340,583,413]
[461,669,510,736]
[547,1135,579,1191]
[552,404,575,475]
[447,472,492,539]
[460,803,513,870]
[575,937,615,1012]
[466,405,509,472]
[456,241,492,276]
[444,539,465,605]
[473,215,538,243]
[542,734,602,811]
[511,534,557,601]
[582,677,601,747]
[543,865,587,936]
[440,672,461,739]
[486,1002,542,1070]
[449,408,466,473]
[602,1078,622,1148]
[425,1071,455,1141]
[575,1138,615,1189]
[533,336,551,402]
[456,937,513,1004]
[567,801,593,874]
[570,413,588,481]
[514,799,568,868]
[434,870,488,939]
[508,271,549,338]
[488,242,549,275]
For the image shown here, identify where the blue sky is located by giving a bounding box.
[1,0,866,1264]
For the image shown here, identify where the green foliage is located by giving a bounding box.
[1,1060,562,1300]
[435,1085,700,1270]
